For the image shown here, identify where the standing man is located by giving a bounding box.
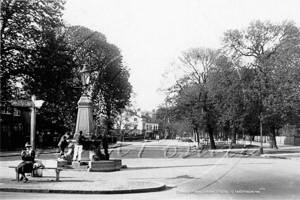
[102,132,109,160]
[73,131,86,162]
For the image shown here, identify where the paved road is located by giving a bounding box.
[1,157,300,200]
[0,139,258,161]
[108,140,258,159]
[1,140,300,200]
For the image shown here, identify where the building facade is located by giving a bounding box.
[0,102,31,149]
[118,109,162,139]
[0,101,60,149]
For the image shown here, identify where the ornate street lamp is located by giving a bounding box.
[74,65,95,138]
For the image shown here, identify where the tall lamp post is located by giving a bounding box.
[75,65,95,137]
[31,95,44,150]
[259,113,264,154]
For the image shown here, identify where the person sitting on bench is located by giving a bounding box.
[17,142,36,183]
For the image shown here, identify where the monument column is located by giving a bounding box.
[75,95,95,137]
[75,65,95,137]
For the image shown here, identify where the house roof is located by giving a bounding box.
[142,115,159,124]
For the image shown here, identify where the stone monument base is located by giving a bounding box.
[72,161,87,166]
[87,159,122,172]
[57,159,72,167]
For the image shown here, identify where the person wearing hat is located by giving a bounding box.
[16,142,36,183]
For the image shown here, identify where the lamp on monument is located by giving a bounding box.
[74,64,95,138]
[80,65,91,95]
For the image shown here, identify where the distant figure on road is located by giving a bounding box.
[156,134,160,141]
[243,135,246,147]
[73,131,86,162]
[17,142,35,183]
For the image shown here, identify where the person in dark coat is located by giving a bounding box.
[39,132,44,149]
[17,142,35,183]
[102,132,109,160]
[58,132,69,157]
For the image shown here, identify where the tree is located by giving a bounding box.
[163,47,221,149]
[25,29,80,132]
[95,62,132,132]
[65,26,132,132]
[209,56,245,144]
[156,101,176,139]
[223,20,300,150]
[1,0,65,100]
[115,92,140,133]
[1,0,80,132]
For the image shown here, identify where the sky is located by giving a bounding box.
[62,0,300,111]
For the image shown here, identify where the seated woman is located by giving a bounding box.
[17,142,35,183]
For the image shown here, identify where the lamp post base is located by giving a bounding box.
[260,146,264,154]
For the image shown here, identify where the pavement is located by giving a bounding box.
[212,140,300,160]
[0,139,299,194]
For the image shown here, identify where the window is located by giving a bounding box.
[1,107,11,114]
[3,125,8,132]
[146,125,152,131]
[134,118,137,122]
[19,124,23,131]
[13,125,18,131]
[13,108,21,116]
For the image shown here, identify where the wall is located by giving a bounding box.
[252,136,300,146]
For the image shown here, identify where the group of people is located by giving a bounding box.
[17,131,110,183]
[69,131,109,162]
[57,130,109,162]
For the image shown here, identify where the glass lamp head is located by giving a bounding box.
[80,65,91,86]
[34,100,45,109]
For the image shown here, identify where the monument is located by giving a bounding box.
[75,65,95,137]
[58,65,122,172]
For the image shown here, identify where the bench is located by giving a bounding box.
[9,166,63,182]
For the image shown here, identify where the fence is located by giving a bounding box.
[253,136,300,146]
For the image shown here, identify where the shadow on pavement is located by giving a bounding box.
[126,163,226,171]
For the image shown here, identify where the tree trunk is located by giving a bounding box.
[208,124,216,149]
[270,127,278,149]
[223,126,230,141]
[232,126,237,144]
[195,129,200,148]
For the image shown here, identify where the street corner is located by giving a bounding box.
[0,175,58,187]
[98,180,167,194]
[260,154,300,160]
[0,178,167,194]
